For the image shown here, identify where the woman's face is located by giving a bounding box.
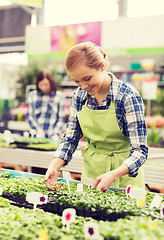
[38,78,51,94]
[68,63,105,95]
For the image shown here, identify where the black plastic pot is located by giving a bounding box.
[76,207,85,217]
[91,210,100,220]
[99,209,107,221]
[52,203,59,213]
[46,203,53,212]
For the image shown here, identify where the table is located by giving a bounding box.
[0,147,164,189]
[0,147,83,173]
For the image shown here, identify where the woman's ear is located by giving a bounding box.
[100,63,105,71]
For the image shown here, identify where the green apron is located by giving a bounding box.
[79,99,145,189]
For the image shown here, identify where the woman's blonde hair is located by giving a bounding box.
[65,42,109,72]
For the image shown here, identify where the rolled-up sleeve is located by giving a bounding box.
[121,92,148,177]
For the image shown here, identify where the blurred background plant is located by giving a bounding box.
[147,126,163,147]
[151,88,164,116]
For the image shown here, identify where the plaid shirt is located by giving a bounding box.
[54,73,148,177]
[26,90,66,139]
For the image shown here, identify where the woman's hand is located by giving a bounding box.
[44,168,58,190]
[92,164,129,192]
[92,171,116,192]
[36,129,45,138]
[44,158,65,190]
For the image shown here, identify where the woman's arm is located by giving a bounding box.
[120,89,148,177]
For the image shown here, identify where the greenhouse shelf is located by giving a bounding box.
[0,147,83,173]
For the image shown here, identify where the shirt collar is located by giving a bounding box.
[106,72,119,102]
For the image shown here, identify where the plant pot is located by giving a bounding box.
[91,210,100,220]
[76,207,85,217]
[52,203,59,213]
[41,203,47,211]
[46,203,53,212]
[58,204,65,215]
[84,209,92,218]
[99,209,107,221]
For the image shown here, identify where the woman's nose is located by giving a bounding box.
[81,82,88,90]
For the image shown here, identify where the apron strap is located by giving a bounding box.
[88,142,131,155]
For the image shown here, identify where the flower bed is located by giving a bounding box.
[0,173,163,222]
[0,197,164,240]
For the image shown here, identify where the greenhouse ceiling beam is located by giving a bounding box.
[0,37,25,44]
[19,4,39,26]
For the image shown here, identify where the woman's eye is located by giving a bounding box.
[85,77,91,81]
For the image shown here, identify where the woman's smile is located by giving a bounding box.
[85,85,94,92]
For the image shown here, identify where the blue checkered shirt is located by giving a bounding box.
[54,73,148,177]
[26,90,66,139]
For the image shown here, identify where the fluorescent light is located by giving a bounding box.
[127,0,164,18]
[44,0,118,26]
[0,0,12,6]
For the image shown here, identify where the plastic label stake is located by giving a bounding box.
[150,195,163,209]
[84,222,101,239]
[77,183,83,192]
[138,199,145,207]
[148,220,158,230]
[130,188,145,207]
[62,171,71,180]
[29,129,36,138]
[26,192,48,211]
[38,229,48,240]
[3,130,13,146]
[23,131,29,138]
[0,187,3,196]
[62,171,71,192]
[81,177,95,187]
[62,208,76,232]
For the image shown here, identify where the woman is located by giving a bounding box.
[26,70,66,141]
[45,42,148,191]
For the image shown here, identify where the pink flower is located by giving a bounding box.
[65,213,72,221]
[126,185,132,196]
[127,186,131,194]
